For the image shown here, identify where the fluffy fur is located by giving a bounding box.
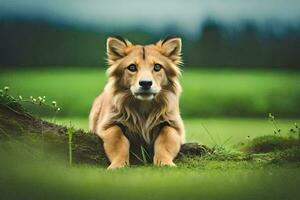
[89,36,185,169]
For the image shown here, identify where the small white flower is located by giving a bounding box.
[4,86,9,91]
[52,101,57,107]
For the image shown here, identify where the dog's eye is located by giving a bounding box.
[127,64,137,72]
[154,64,162,72]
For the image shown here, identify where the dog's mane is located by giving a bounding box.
[104,75,181,143]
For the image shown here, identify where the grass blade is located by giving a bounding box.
[140,146,148,164]
[130,151,144,163]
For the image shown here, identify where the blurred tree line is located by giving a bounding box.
[0,19,299,69]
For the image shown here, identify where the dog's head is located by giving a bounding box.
[106,36,182,101]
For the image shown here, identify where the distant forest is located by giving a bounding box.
[1,20,299,69]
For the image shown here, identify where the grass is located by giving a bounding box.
[0,138,300,200]
[1,67,300,200]
[239,135,300,153]
[53,117,300,147]
[67,125,75,166]
[1,67,300,117]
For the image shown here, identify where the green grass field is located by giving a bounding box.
[1,138,300,200]
[1,67,300,117]
[1,67,300,200]
[54,117,300,147]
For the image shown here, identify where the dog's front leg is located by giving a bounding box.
[99,126,130,169]
[153,126,181,167]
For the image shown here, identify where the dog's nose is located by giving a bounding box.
[139,80,152,90]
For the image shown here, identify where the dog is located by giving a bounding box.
[89,36,185,169]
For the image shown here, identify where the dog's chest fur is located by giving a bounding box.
[116,101,165,143]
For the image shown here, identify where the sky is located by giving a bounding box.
[0,0,300,36]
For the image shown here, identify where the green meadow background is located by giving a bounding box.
[1,1,300,199]
[1,67,300,200]
[2,68,300,118]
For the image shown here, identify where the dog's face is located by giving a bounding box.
[107,36,182,101]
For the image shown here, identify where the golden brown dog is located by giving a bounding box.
[89,36,185,169]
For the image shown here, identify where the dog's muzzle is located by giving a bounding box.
[134,89,157,101]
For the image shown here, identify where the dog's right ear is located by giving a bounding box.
[107,36,131,62]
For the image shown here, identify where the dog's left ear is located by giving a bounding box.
[158,37,182,63]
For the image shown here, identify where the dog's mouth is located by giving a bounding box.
[133,91,157,101]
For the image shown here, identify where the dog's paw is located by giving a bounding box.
[153,157,176,167]
[107,161,128,170]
